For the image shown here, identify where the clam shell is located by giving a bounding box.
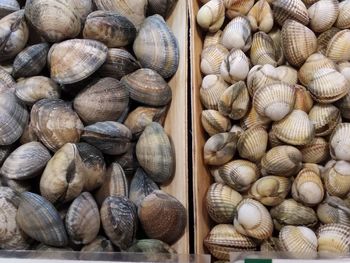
[220,49,250,84]
[234,198,273,240]
[31,99,84,152]
[1,178,31,193]
[317,196,350,226]
[138,190,186,245]
[261,145,303,177]
[206,183,242,223]
[281,19,317,67]
[272,0,309,26]
[268,28,285,65]
[147,0,178,19]
[127,239,176,254]
[237,126,268,162]
[276,65,298,85]
[298,137,329,164]
[336,0,350,29]
[201,44,229,75]
[268,129,284,148]
[247,64,280,96]
[0,0,19,19]
[279,226,317,255]
[74,78,129,124]
[1,142,50,180]
[308,0,339,33]
[100,196,137,250]
[336,91,350,120]
[317,223,350,254]
[203,30,222,48]
[247,0,273,33]
[272,110,315,146]
[112,143,139,177]
[330,123,350,161]
[308,104,341,136]
[201,110,231,136]
[240,106,271,130]
[338,61,350,82]
[317,27,341,55]
[15,76,60,106]
[83,11,136,48]
[0,91,28,145]
[16,192,68,247]
[133,15,179,79]
[261,237,283,252]
[196,0,225,32]
[121,68,171,107]
[0,67,15,93]
[136,122,174,183]
[221,16,252,52]
[48,39,108,85]
[81,236,114,252]
[20,121,38,144]
[65,192,100,245]
[294,85,314,113]
[0,145,12,166]
[70,0,93,23]
[250,32,277,66]
[200,74,228,110]
[322,160,350,197]
[326,30,350,62]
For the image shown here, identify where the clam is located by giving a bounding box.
[201,44,229,75]
[212,160,260,192]
[0,67,15,93]
[112,143,139,177]
[31,99,84,152]
[272,0,309,26]
[24,0,81,42]
[129,168,159,207]
[308,0,339,33]
[133,15,179,79]
[136,122,174,183]
[326,30,350,62]
[48,39,108,85]
[16,192,68,247]
[81,236,114,252]
[15,76,60,106]
[322,160,350,197]
[224,0,254,19]
[83,11,136,48]
[147,0,178,18]
[95,162,128,206]
[247,64,280,96]
[261,237,283,252]
[200,74,228,110]
[1,142,50,180]
[237,126,268,162]
[19,121,38,144]
[218,81,250,120]
[317,223,350,254]
[338,61,350,82]
[98,48,141,80]
[298,137,329,164]
[270,199,318,230]
[196,0,225,32]
[308,104,341,137]
[203,30,222,48]
[249,176,291,206]
[121,68,171,107]
[279,226,318,255]
[127,239,176,254]
[294,85,314,113]
[247,0,273,33]
[336,92,350,120]
[74,78,129,124]
[100,196,137,250]
[240,106,271,130]
[276,65,298,85]
[204,132,240,166]
[250,32,277,66]
[0,0,19,19]
[317,196,350,226]
[317,27,341,55]
[268,130,284,148]
[0,145,12,166]
[272,110,315,146]
[70,0,93,23]
[221,16,252,52]
[1,177,32,193]
[65,192,100,245]
[206,183,242,223]
[138,190,186,244]
[204,224,257,261]
[268,28,285,65]
[298,53,336,87]
[0,91,28,145]
[336,0,350,29]
[220,49,250,84]
[281,20,317,67]
[261,145,303,177]
[330,123,350,161]
[253,83,295,121]
[201,110,231,136]
[234,198,273,240]
[12,43,49,78]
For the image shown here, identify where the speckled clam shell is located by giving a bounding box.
[247,0,274,33]
[279,226,317,255]
[147,0,178,19]
[0,0,19,19]
[224,0,254,19]
[127,239,176,254]
[326,30,350,62]
[81,236,114,252]
[247,64,280,96]
[0,10,28,62]
[294,85,314,113]
[317,196,350,226]
[201,44,229,75]
[220,49,250,84]
[330,123,350,161]
[204,224,257,261]
[317,223,350,254]
[218,81,250,120]
[308,0,339,33]
[237,126,268,162]
[298,137,329,164]
[201,110,231,136]
[138,190,186,245]
[200,75,228,110]
[100,196,137,250]
[272,0,309,26]
[221,16,252,52]
[249,176,291,206]
[336,0,350,29]
[298,53,336,86]
[308,104,341,137]
[322,160,350,197]
[133,15,179,79]
[0,91,28,145]
[203,30,223,48]
[212,160,260,192]
[234,198,273,240]
[281,20,317,67]
[196,0,225,32]
[1,142,50,180]
[24,0,81,42]
[261,145,303,177]
[0,67,15,93]
[206,183,242,223]
[240,106,271,130]
[65,192,100,245]
[48,39,108,85]
[270,199,318,230]
[16,192,68,247]
[15,76,60,106]
[253,83,295,121]
[250,32,277,66]
[317,27,341,55]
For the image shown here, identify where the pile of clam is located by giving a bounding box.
[0,0,186,254]
[197,0,350,260]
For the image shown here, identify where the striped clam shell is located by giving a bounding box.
[307,0,339,33]
[224,0,255,19]
[317,27,341,55]
[279,226,317,255]
[308,104,341,137]
[250,31,277,66]
[203,30,223,48]
[272,0,309,26]
[220,49,250,84]
[322,160,350,197]
[298,137,329,164]
[317,223,350,254]
[247,0,274,33]
[294,85,314,113]
[336,0,350,29]
[201,110,231,136]
[317,196,350,226]
[201,44,229,75]
[200,74,228,110]
[330,123,350,161]
[240,106,271,130]
[326,29,350,62]
[221,16,252,52]
[0,67,15,93]
[196,0,225,32]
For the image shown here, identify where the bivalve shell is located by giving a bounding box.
[308,104,341,137]
[0,0,19,19]
[220,49,250,84]
[147,0,178,19]
[201,44,229,75]
[326,30,350,62]
[0,67,15,93]
[317,196,350,226]
[224,0,255,19]
[203,30,222,48]
[247,0,274,33]
[250,32,277,66]
[196,0,225,32]
[330,123,350,161]
[201,110,231,136]
[237,126,268,162]
[272,0,309,26]
[336,92,350,119]
[308,0,339,33]
[247,64,280,96]
[294,85,314,113]
[317,223,350,254]
[221,16,252,52]
[240,106,271,130]
[317,27,341,55]
[336,0,350,29]
[298,137,329,164]
[200,75,228,110]
[322,160,350,197]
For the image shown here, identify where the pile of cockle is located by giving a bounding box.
[197,0,350,260]
[0,0,186,254]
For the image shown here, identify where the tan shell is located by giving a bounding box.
[250,32,277,66]
[276,65,298,85]
[317,196,350,226]
[240,106,271,130]
[200,75,228,110]
[338,61,350,82]
[268,28,285,65]
[272,0,309,26]
[308,0,339,33]
[336,0,350,29]
[0,0,19,19]
[234,198,273,240]
[48,39,108,85]
[298,137,329,164]
[336,92,350,119]
[330,123,350,161]
[221,17,252,52]
[322,160,350,197]
[247,0,273,33]
[224,0,254,19]
[220,49,250,84]
[247,64,280,96]
[261,237,283,252]
[112,143,138,177]
[237,126,268,162]
[308,104,341,137]
[261,145,303,177]
[317,27,341,55]
[317,223,350,254]
[203,30,223,48]
[281,20,317,67]
[196,0,225,32]
[294,85,314,113]
[201,44,229,75]
[268,129,284,148]
[201,110,231,136]
[19,121,38,143]
[326,30,350,62]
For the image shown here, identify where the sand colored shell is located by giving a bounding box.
[201,44,229,75]
[197,0,225,32]
[276,65,298,85]
[201,110,231,136]
[326,30,350,62]
[247,64,280,96]
[330,123,350,161]
[298,137,329,164]
[322,160,350,197]
[203,30,223,48]
[268,129,284,148]
[250,32,277,66]
[240,106,271,130]
[336,0,350,29]
[247,0,273,33]
[224,0,255,19]
[337,61,350,83]
[272,0,309,26]
[317,27,341,55]
[200,75,228,110]
[308,104,341,137]
[317,223,350,254]
[261,237,283,252]
[237,126,268,162]
[308,0,339,33]
[0,0,19,19]
[317,196,350,226]
[294,85,314,113]
[221,16,252,52]
[220,49,250,84]
[268,28,285,65]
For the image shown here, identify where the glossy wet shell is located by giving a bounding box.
[272,0,309,26]
[317,223,350,254]
[279,226,317,254]
[330,123,350,161]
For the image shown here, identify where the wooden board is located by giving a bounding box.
[162,0,189,254]
[189,0,213,255]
